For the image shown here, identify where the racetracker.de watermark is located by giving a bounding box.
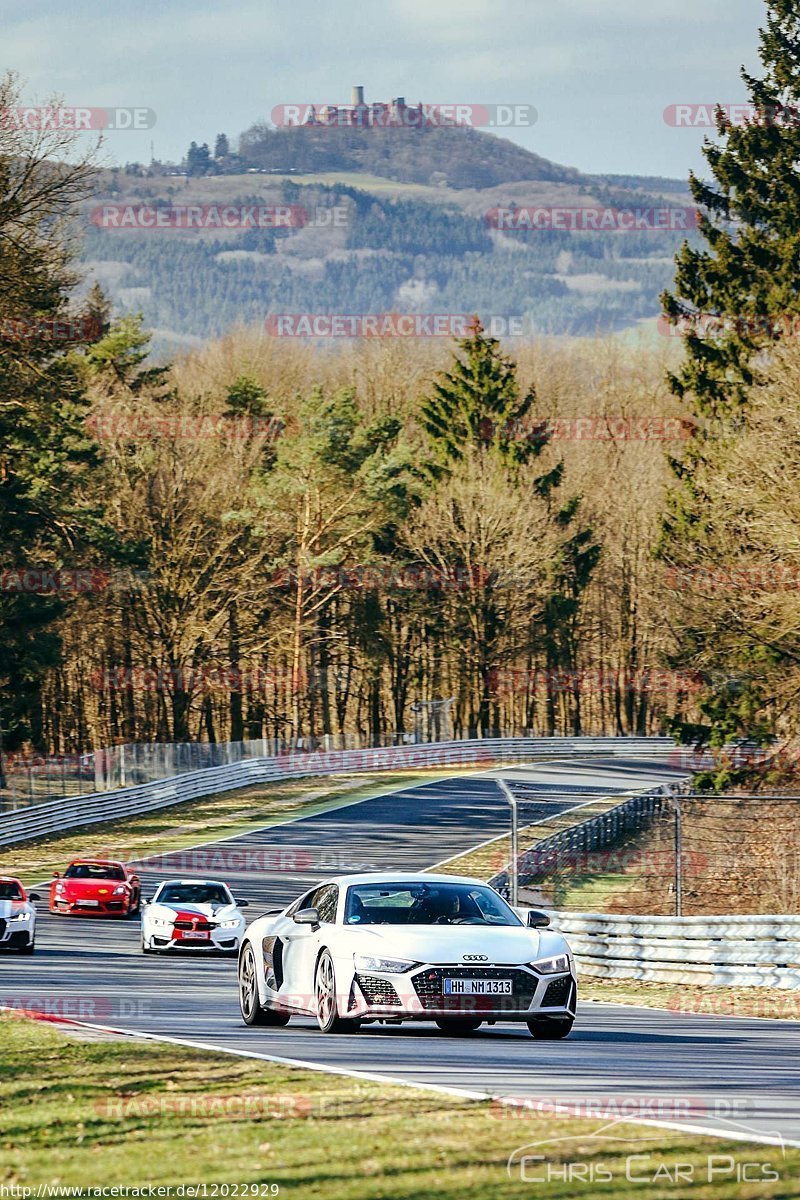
[127,845,376,875]
[0,998,152,1021]
[271,102,537,128]
[264,313,530,338]
[1,106,156,130]
[89,205,347,230]
[91,666,301,693]
[272,565,491,590]
[0,315,102,342]
[667,991,800,1019]
[486,206,700,232]
[664,565,800,593]
[658,312,800,339]
[489,667,704,697]
[96,1092,325,1120]
[85,414,285,442]
[480,416,694,442]
[664,102,800,127]
[0,567,148,594]
[492,1094,753,1121]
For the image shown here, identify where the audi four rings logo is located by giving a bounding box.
[463,954,488,961]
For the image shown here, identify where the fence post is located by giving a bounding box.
[497,779,519,907]
[672,795,682,917]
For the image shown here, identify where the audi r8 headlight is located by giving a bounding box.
[10,912,31,922]
[531,953,571,974]
[219,918,241,928]
[354,954,421,974]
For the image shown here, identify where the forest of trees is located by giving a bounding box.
[3,2,800,774]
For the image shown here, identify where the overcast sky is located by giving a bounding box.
[4,0,766,179]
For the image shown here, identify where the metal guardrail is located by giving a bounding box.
[488,779,689,898]
[550,911,800,987]
[0,736,677,847]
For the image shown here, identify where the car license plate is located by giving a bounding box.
[444,978,512,995]
[79,900,99,907]
[181,931,210,940]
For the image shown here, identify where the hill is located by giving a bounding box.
[234,121,583,190]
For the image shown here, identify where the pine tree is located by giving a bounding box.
[186,141,212,176]
[214,133,230,159]
[659,3,800,759]
[662,2,800,416]
[420,318,555,478]
[0,72,101,761]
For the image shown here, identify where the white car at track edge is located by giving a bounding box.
[238,872,577,1037]
[0,876,39,954]
[142,879,248,954]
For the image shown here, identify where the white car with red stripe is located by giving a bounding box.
[141,880,248,954]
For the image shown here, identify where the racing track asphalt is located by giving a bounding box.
[3,757,800,1147]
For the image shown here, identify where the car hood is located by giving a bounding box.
[56,879,126,896]
[150,902,240,921]
[346,924,568,965]
[0,899,29,919]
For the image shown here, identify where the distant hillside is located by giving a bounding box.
[77,165,696,355]
[236,122,583,190]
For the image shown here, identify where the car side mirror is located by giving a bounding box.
[293,906,320,929]
[527,910,550,928]
[28,892,41,902]
[52,871,60,879]
[236,900,250,908]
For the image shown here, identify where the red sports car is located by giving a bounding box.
[49,860,141,917]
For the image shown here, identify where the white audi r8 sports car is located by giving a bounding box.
[141,880,248,954]
[238,872,576,1037]
[0,877,39,954]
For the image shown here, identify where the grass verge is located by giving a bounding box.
[0,1016,793,1197]
[580,978,800,1021]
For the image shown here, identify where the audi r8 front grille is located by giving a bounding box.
[542,976,574,1007]
[412,966,536,1011]
[356,974,402,1006]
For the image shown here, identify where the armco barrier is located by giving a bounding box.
[488,780,689,896]
[550,911,800,987]
[0,736,676,847]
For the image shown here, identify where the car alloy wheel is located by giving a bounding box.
[315,950,360,1034]
[239,942,289,1027]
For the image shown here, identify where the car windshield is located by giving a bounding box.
[157,884,232,906]
[64,863,125,880]
[0,882,23,900]
[344,882,523,927]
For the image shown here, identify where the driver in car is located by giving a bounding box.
[433,892,462,924]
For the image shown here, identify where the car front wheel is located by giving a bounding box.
[239,943,290,1027]
[315,950,360,1034]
